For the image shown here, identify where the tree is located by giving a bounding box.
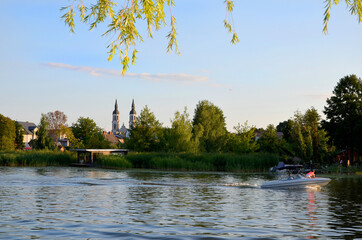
[322,74,362,164]
[276,120,293,142]
[35,114,55,150]
[46,110,67,130]
[14,122,25,150]
[277,108,332,164]
[258,124,280,153]
[228,121,259,154]
[62,1,361,74]
[192,100,227,152]
[46,111,68,140]
[59,125,83,149]
[167,107,197,153]
[126,106,163,152]
[71,117,110,149]
[0,114,16,151]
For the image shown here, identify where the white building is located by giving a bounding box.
[16,121,38,148]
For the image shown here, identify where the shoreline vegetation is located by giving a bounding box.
[0,150,280,172]
[1,151,361,174]
[99,152,281,172]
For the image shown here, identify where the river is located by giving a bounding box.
[0,167,361,239]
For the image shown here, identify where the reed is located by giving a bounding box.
[98,155,132,169]
[0,150,281,172]
[0,150,76,167]
[113,152,281,172]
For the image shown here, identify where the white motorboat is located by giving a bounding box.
[261,174,331,189]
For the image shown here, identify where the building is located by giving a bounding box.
[16,121,38,149]
[111,99,137,139]
[129,99,136,129]
[112,100,120,135]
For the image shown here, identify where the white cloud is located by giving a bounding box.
[45,62,208,84]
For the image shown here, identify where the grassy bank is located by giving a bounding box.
[100,152,281,172]
[0,150,76,167]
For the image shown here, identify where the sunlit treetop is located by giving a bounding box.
[62,0,361,75]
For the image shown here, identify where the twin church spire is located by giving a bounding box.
[112,99,136,135]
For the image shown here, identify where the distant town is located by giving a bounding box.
[0,75,361,169]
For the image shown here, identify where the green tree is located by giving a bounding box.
[284,108,332,163]
[322,74,362,164]
[276,119,293,142]
[258,124,279,153]
[71,117,110,149]
[0,114,16,150]
[192,100,227,152]
[167,107,197,153]
[14,122,25,150]
[35,114,54,150]
[126,106,163,152]
[59,125,83,149]
[229,121,259,154]
[62,1,361,74]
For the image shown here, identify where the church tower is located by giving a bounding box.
[112,99,120,134]
[129,99,136,129]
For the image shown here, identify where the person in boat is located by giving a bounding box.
[306,170,315,178]
[288,172,294,180]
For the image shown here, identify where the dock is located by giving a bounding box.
[70,149,128,167]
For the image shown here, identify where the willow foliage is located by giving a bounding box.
[62,1,362,74]
[61,0,238,74]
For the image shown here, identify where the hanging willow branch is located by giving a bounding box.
[62,0,362,75]
[323,0,362,34]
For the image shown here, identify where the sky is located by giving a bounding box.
[1,0,362,132]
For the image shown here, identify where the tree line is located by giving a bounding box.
[126,75,361,166]
[1,74,361,165]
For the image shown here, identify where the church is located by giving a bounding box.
[111,99,136,138]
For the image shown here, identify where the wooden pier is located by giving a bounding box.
[70,149,128,167]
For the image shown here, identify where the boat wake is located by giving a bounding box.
[221,183,260,189]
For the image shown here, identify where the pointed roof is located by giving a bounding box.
[129,99,136,115]
[16,121,37,135]
[113,99,119,114]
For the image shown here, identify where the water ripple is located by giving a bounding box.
[0,167,361,239]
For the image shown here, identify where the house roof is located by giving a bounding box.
[16,121,37,135]
[103,132,121,145]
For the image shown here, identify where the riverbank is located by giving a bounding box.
[3,150,360,174]
[0,151,281,172]
[100,152,281,172]
[0,150,76,167]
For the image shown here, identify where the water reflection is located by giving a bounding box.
[327,177,362,238]
[0,167,361,239]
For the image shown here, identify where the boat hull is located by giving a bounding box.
[261,177,331,189]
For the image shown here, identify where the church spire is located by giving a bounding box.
[129,99,136,128]
[130,99,136,115]
[113,99,119,114]
[112,99,120,134]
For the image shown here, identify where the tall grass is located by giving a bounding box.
[98,155,132,169]
[0,150,281,172]
[0,150,76,167]
[101,152,281,172]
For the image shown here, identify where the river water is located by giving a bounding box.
[0,167,361,239]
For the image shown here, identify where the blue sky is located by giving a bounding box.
[1,0,362,131]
